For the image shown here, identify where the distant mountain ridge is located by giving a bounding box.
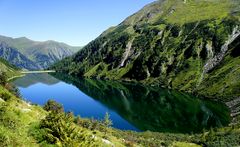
[0,35,81,70]
[0,42,39,70]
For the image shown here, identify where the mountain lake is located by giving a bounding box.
[12,73,231,133]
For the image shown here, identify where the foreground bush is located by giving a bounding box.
[43,100,64,113]
[39,110,101,146]
[0,72,7,86]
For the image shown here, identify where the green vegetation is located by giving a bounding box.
[0,59,238,146]
[0,0,240,146]
[0,58,21,79]
[52,0,240,102]
[43,99,64,113]
[49,1,240,144]
[120,0,235,25]
[0,72,7,85]
[165,0,231,24]
[36,101,103,146]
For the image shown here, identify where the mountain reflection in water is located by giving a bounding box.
[12,73,231,133]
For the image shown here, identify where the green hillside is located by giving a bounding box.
[0,58,21,79]
[52,0,240,102]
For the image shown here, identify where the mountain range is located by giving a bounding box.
[0,35,81,70]
[52,0,240,101]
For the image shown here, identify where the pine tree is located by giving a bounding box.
[103,112,112,128]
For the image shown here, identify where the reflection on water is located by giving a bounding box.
[13,73,59,88]
[13,73,231,133]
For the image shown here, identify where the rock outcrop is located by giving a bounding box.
[203,26,240,74]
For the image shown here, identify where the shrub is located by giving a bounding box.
[40,111,101,146]
[75,112,113,135]
[75,116,104,131]
[5,84,21,98]
[0,72,7,86]
[0,92,12,101]
[0,104,20,129]
[43,100,64,113]
[0,130,10,147]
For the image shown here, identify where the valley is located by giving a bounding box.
[0,0,240,146]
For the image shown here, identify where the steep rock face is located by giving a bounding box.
[203,27,240,74]
[0,36,81,70]
[52,0,240,101]
[0,42,39,70]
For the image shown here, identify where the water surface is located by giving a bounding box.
[12,73,231,133]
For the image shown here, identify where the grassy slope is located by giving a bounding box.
[122,0,232,25]
[52,0,240,101]
[0,60,43,145]
[165,0,231,24]
[0,86,46,146]
[0,58,21,79]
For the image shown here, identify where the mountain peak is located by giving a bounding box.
[14,37,34,42]
[121,0,239,26]
[17,37,29,40]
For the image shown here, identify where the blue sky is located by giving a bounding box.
[0,0,155,46]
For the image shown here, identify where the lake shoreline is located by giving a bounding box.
[13,72,231,133]
[7,70,56,81]
[21,70,56,74]
[7,74,25,82]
